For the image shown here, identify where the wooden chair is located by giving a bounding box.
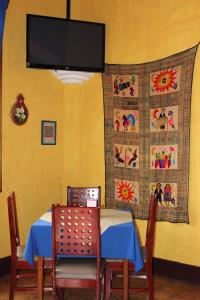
[67,186,101,207]
[52,205,104,300]
[104,195,157,300]
[7,191,38,299]
[7,191,52,300]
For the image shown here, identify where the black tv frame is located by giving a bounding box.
[26,14,105,73]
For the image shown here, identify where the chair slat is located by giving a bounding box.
[52,205,103,300]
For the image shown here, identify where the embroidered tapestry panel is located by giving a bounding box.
[102,46,197,223]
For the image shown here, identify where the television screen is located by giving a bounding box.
[26,14,105,72]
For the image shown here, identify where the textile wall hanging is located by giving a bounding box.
[102,45,198,223]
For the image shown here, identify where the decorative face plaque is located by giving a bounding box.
[10,93,29,125]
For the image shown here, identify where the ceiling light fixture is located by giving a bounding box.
[51,1,95,84]
[52,70,94,84]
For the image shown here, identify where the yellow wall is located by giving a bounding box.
[1,0,200,268]
[62,0,200,266]
[0,0,66,257]
[62,75,105,200]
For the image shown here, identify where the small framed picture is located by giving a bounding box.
[41,120,56,145]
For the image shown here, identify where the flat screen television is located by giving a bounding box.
[26,14,105,72]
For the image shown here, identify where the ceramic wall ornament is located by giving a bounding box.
[10,93,29,125]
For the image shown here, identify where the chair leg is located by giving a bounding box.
[104,264,111,300]
[52,282,57,300]
[100,274,105,300]
[58,288,64,300]
[53,290,57,300]
[96,285,99,300]
[9,265,16,300]
[96,277,101,300]
[148,272,154,300]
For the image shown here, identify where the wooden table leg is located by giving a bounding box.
[38,256,44,300]
[123,259,129,300]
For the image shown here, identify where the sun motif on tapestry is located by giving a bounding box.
[115,179,139,204]
[150,66,181,95]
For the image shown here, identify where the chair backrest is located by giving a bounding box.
[67,186,101,207]
[145,195,157,264]
[7,191,20,258]
[52,205,101,259]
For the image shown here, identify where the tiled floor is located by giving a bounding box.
[0,273,200,299]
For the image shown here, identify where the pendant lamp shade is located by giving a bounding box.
[52,70,94,84]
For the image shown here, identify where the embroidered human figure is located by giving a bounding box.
[154,182,163,206]
[168,110,175,129]
[158,108,167,130]
[163,183,172,207]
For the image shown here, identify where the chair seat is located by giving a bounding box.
[105,246,146,264]
[142,246,147,263]
[105,258,123,262]
[17,245,26,260]
[56,258,105,280]
[17,245,52,267]
[17,245,36,262]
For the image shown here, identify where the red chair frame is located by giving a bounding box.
[7,191,52,299]
[52,205,102,299]
[104,195,157,300]
[7,192,38,299]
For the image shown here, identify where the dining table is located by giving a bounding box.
[24,208,144,300]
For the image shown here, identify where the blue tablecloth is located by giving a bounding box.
[24,209,144,272]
